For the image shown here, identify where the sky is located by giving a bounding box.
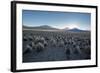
[22,10,91,30]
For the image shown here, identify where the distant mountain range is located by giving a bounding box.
[23,25,59,30]
[66,28,88,32]
[23,25,89,32]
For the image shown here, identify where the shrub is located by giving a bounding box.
[35,42,44,52]
[23,44,32,54]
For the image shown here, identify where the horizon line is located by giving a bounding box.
[23,25,90,31]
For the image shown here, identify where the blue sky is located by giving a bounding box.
[22,10,91,30]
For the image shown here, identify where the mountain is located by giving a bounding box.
[67,28,87,32]
[23,25,89,32]
[34,25,53,29]
[62,27,85,32]
[62,27,69,31]
[23,25,59,30]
